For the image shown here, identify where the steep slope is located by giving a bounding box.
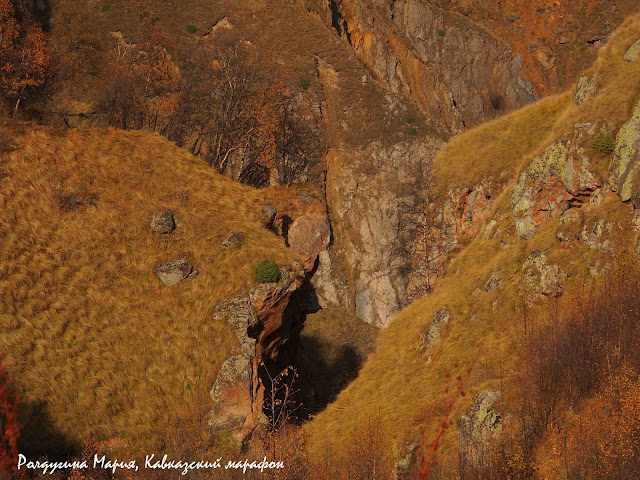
[0,127,306,454]
[320,0,640,131]
[306,13,640,477]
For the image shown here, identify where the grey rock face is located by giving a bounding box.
[458,390,503,475]
[624,39,640,62]
[150,209,176,234]
[325,138,442,327]
[156,258,195,286]
[221,231,245,248]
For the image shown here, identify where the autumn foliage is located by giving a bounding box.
[0,0,50,115]
[0,362,20,474]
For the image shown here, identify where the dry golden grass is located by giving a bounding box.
[0,127,299,452]
[306,12,640,472]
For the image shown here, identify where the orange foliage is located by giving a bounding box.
[0,362,21,474]
[0,0,50,115]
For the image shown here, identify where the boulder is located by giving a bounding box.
[221,231,245,248]
[150,209,176,234]
[156,258,196,286]
[624,39,640,62]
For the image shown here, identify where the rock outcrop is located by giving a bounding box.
[424,307,450,364]
[624,39,640,62]
[209,266,308,443]
[522,252,567,298]
[324,138,441,327]
[609,101,640,202]
[512,128,600,239]
[325,0,535,132]
[458,390,504,476]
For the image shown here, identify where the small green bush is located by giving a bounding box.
[438,29,446,37]
[101,4,111,11]
[186,25,197,33]
[408,127,418,136]
[254,259,280,283]
[300,78,311,90]
[405,117,415,124]
[592,133,615,155]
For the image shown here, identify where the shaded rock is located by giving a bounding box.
[221,231,245,248]
[574,74,598,105]
[150,209,175,234]
[609,101,640,201]
[210,266,307,443]
[624,39,640,62]
[261,204,277,228]
[156,258,195,286]
[424,308,450,363]
[458,390,503,476]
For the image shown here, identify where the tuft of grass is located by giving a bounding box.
[100,4,111,11]
[437,29,446,37]
[405,117,415,124]
[300,77,311,90]
[592,133,615,155]
[186,25,197,33]
[254,259,280,283]
[408,127,418,135]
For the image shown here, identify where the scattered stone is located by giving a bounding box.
[574,74,598,105]
[469,313,477,324]
[156,258,196,286]
[221,231,245,248]
[624,39,640,62]
[484,270,501,292]
[150,209,176,234]
[261,204,277,228]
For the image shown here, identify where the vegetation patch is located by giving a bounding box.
[186,25,197,33]
[300,78,311,90]
[100,4,111,11]
[254,259,281,283]
[592,132,615,155]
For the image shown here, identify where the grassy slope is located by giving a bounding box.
[305,13,640,471]
[0,127,299,453]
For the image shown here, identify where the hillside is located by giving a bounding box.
[0,127,305,455]
[305,11,640,478]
